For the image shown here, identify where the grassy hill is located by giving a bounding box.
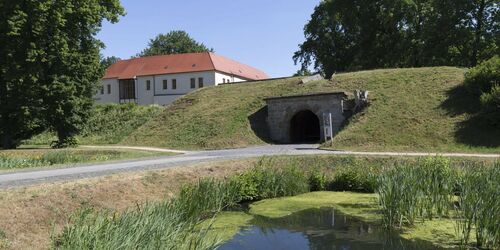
[125,67,499,153]
[26,104,163,146]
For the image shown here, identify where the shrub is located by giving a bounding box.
[329,164,379,193]
[465,56,500,96]
[236,158,309,202]
[25,103,163,146]
[464,56,500,125]
[479,84,500,125]
[309,168,327,191]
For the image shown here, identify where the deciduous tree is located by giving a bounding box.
[0,0,124,149]
[138,30,213,57]
[294,0,499,78]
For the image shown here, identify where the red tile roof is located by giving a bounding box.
[103,52,269,80]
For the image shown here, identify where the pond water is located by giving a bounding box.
[219,207,449,250]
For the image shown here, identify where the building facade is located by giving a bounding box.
[95,52,268,106]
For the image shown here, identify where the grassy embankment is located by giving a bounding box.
[26,103,163,146]
[0,156,494,249]
[0,148,175,172]
[125,67,500,153]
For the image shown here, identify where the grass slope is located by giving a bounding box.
[125,77,335,149]
[26,104,163,146]
[126,67,499,152]
[328,67,500,153]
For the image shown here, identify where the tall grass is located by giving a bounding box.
[54,159,311,249]
[455,163,499,249]
[236,158,310,201]
[377,158,455,228]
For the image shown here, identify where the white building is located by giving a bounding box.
[95,52,269,106]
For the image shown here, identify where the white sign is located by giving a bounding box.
[323,113,333,142]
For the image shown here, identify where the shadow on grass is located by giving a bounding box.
[248,106,273,143]
[441,85,500,148]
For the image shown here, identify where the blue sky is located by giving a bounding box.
[97,0,320,78]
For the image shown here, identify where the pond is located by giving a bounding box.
[219,207,451,250]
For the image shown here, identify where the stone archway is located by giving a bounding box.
[265,92,348,143]
[289,110,321,143]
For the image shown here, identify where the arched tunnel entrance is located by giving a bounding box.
[290,110,321,143]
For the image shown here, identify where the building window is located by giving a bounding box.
[163,80,168,90]
[107,84,111,94]
[198,77,204,88]
[223,79,226,84]
[100,85,104,95]
[227,78,231,83]
[190,78,196,88]
[172,79,177,89]
[146,80,151,91]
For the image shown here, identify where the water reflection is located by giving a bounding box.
[219,208,451,250]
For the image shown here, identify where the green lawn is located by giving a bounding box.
[0,148,175,171]
[125,67,499,153]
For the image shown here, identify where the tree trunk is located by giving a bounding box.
[472,0,486,66]
[412,0,424,67]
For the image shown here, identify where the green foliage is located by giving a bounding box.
[27,103,163,145]
[308,168,327,191]
[175,178,241,220]
[53,159,311,249]
[79,104,164,144]
[328,161,380,193]
[54,204,221,250]
[455,163,500,249]
[295,0,499,77]
[0,0,125,149]
[464,56,500,125]
[138,30,213,57]
[377,158,455,228]
[236,158,310,202]
[100,56,121,70]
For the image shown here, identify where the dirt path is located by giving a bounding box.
[1,144,498,188]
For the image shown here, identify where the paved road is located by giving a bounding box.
[1,144,498,188]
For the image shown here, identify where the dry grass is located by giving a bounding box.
[0,159,257,249]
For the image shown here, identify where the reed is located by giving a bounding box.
[377,157,455,228]
[236,157,309,201]
[455,163,499,249]
[54,158,311,249]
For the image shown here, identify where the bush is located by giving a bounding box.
[25,103,163,146]
[479,84,500,125]
[464,56,500,125]
[329,164,379,193]
[465,56,500,96]
[236,158,309,202]
[309,168,327,191]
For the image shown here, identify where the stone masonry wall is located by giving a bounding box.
[265,93,346,143]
